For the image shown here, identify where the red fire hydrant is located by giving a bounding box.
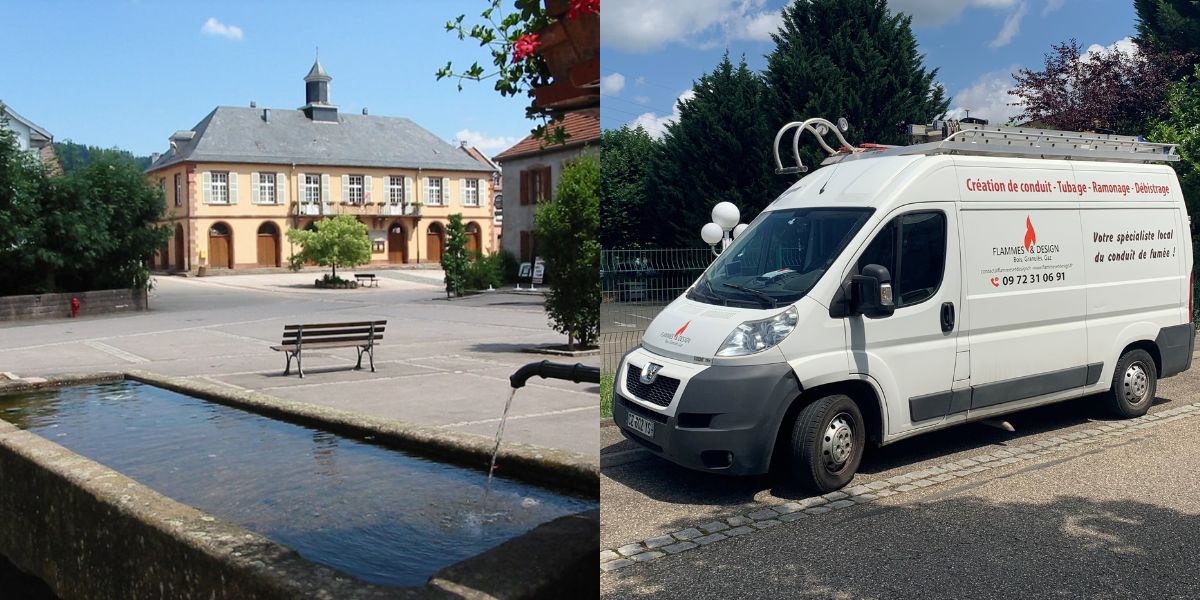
[70,297,81,318]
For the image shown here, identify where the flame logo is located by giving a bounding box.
[674,321,692,338]
[1024,216,1036,251]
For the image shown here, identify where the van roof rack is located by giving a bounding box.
[774,118,1179,175]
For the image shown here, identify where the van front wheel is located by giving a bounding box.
[1106,349,1157,418]
[789,394,865,493]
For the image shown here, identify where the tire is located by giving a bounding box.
[789,394,865,493]
[1106,349,1157,418]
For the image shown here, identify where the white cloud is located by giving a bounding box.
[455,129,521,154]
[633,95,651,104]
[889,0,1018,27]
[989,2,1028,48]
[629,90,696,138]
[1042,0,1066,15]
[634,76,646,85]
[601,72,627,96]
[1084,36,1137,59]
[602,0,782,53]
[201,17,243,40]
[944,66,1024,125]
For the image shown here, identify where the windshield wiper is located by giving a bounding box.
[722,283,777,308]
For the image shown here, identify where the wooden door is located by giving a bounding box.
[427,226,444,263]
[257,233,278,267]
[466,223,480,255]
[209,224,231,269]
[174,225,185,270]
[388,225,407,263]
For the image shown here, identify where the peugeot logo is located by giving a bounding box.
[640,363,663,385]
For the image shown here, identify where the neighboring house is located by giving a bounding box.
[1,103,60,172]
[493,112,599,263]
[459,143,503,252]
[144,60,496,272]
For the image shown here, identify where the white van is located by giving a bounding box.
[614,118,1195,492]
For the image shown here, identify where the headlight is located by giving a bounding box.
[716,306,799,357]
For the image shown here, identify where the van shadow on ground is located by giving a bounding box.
[606,494,1200,599]
[603,393,1180,508]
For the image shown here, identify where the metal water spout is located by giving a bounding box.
[509,361,600,389]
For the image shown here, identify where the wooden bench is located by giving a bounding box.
[354,273,379,287]
[270,320,386,378]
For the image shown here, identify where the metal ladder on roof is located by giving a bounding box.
[774,118,1180,176]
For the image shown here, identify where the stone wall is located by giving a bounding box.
[0,289,147,322]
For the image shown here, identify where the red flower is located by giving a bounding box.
[512,33,541,62]
[567,0,600,19]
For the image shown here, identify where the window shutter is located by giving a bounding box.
[202,171,212,204]
[541,166,552,202]
[321,174,330,203]
[364,175,373,203]
[276,172,287,204]
[442,177,451,205]
[228,172,239,204]
[404,176,414,204]
[459,178,467,205]
[341,174,349,203]
[250,172,260,204]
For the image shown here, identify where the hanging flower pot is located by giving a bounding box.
[531,0,599,111]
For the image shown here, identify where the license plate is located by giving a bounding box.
[626,412,656,438]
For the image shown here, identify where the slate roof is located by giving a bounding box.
[493,112,599,162]
[305,59,331,81]
[147,106,492,173]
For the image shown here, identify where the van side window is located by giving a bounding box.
[857,211,946,308]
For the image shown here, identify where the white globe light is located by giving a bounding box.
[732,223,749,239]
[711,202,740,230]
[701,222,724,246]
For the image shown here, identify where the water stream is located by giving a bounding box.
[482,388,518,511]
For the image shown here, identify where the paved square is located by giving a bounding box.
[0,270,598,459]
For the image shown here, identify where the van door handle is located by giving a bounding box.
[940,302,955,332]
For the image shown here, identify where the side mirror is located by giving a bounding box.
[849,264,895,318]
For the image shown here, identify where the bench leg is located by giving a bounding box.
[355,347,364,370]
[284,351,294,376]
[369,345,375,372]
[297,349,304,378]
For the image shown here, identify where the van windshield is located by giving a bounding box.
[689,208,874,308]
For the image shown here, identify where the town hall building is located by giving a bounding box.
[146,59,496,272]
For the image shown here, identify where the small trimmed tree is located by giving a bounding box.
[286,215,371,281]
[441,213,470,297]
[535,153,599,350]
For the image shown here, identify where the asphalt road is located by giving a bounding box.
[0,271,599,458]
[601,354,1200,598]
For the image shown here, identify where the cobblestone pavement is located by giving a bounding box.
[601,356,1200,598]
[0,273,598,458]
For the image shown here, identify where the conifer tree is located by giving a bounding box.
[600,125,662,249]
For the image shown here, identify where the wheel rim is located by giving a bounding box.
[1122,362,1151,405]
[822,412,855,471]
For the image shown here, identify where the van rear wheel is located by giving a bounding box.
[789,394,865,493]
[1106,349,1157,418]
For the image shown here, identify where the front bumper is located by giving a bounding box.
[613,349,801,475]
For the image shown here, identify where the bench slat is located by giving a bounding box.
[283,321,386,331]
[283,327,386,338]
[276,335,382,347]
[272,340,380,351]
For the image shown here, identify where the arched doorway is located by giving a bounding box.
[157,241,170,270]
[208,222,233,269]
[257,222,280,267]
[427,222,445,263]
[465,222,482,256]
[388,223,407,264]
[174,223,185,271]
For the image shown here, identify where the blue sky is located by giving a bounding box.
[600,0,1139,136]
[1,1,534,157]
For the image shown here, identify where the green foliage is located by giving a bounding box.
[0,111,170,295]
[499,249,521,283]
[1150,65,1200,221]
[465,252,504,290]
[441,214,470,297]
[54,140,151,174]
[286,215,372,280]
[1135,0,1200,57]
[766,0,949,169]
[600,373,614,418]
[651,54,783,247]
[535,154,600,349]
[600,125,661,248]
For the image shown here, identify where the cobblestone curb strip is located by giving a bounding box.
[600,402,1200,573]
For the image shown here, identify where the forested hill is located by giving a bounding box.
[53,140,152,173]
